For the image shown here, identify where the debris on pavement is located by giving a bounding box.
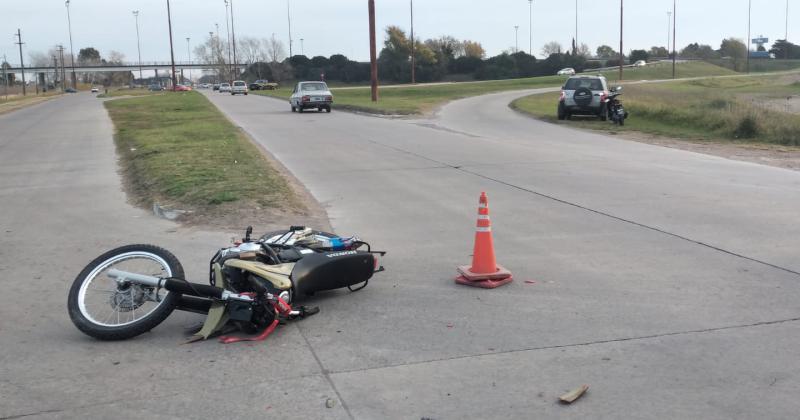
[559,384,589,404]
[524,280,537,284]
[325,398,336,408]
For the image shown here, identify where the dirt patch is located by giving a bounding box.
[607,130,800,171]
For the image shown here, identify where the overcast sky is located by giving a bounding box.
[1,0,795,65]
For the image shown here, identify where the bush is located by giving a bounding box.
[733,115,759,139]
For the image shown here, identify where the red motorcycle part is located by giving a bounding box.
[219,319,279,344]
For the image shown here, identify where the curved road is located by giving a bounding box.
[201,89,800,419]
[2,88,799,419]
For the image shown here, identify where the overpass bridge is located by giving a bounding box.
[4,61,245,73]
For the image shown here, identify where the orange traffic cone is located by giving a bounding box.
[456,192,513,289]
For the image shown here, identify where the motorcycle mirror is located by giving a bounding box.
[615,86,623,92]
[244,226,253,242]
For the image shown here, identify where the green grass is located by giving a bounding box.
[255,62,734,115]
[97,88,160,98]
[511,73,800,146]
[598,61,737,82]
[105,91,294,213]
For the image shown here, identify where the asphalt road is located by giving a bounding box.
[1,88,799,419]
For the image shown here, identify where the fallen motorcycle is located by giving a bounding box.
[67,226,385,343]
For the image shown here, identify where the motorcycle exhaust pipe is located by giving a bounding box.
[175,295,213,314]
[106,269,253,302]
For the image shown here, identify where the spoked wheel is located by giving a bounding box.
[67,244,184,340]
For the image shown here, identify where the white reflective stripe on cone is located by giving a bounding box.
[476,227,492,232]
[478,203,488,208]
[477,215,490,220]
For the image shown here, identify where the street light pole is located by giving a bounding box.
[287,0,293,58]
[368,0,378,102]
[15,29,26,96]
[186,37,191,84]
[575,0,578,51]
[672,0,676,79]
[528,0,533,56]
[133,11,143,82]
[230,0,238,79]
[224,1,232,80]
[514,25,519,53]
[410,0,415,84]
[300,38,304,56]
[746,0,751,73]
[619,0,623,81]
[786,0,790,59]
[166,0,178,90]
[666,11,671,53]
[65,0,77,89]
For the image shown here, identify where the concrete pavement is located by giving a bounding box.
[202,89,800,418]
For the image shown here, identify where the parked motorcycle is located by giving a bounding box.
[67,226,385,343]
[605,86,628,126]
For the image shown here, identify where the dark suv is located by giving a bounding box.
[557,75,609,121]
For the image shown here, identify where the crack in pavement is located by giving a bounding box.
[364,138,800,278]
[327,316,800,377]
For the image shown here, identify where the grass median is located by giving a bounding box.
[511,72,800,145]
[254,62,735,115]
[105,91,297,222]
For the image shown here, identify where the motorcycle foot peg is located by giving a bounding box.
[300,306,320,318]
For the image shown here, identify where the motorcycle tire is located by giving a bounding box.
[67,244,184,341]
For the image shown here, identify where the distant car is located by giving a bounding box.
[633,60,647,67]
[148,84,164,91]
[65,87,77,93]
[557,67,576,76]
[289,81,333,113]
[174,84,192,91]
[219,83,231,93]
[231,80,248,95]
[213,84,220,91]
[90,87,99,93]
[557,75,609,121]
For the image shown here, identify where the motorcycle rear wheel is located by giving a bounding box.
[67,244,184,340]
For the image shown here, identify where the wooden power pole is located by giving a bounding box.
[369,0,378,102]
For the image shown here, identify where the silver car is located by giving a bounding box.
[290,81,333,113]
[557,75,609,121]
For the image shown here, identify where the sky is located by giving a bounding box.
[0,0,796,66]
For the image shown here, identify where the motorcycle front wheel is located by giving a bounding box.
[67,244,184,340]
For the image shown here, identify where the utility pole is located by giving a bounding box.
[575,0,578,51]
[133,11,143,82]
[65,0,76,89]
[166,0,178,90]
[368,0,378,102]
[15,29,26,96]
[58,45,66,90]
[514,26,519,53]
[528,0,533,56]
[52,54,60,91]
[746,0,751,73]
[3,54,8,101]
[230,0,238,79]
[224,1,232,80]
[300,38,304,55]
[666,11,671,53]
[619,0,623,81]
[672,0,676,78]
[410,0,415,84]
[287,0,293,58]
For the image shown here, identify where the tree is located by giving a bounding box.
[542,41,563,56]
[719,37,747,71]
[194,33,230,82]
[78,47,101,64]
[648,46,669,57]
[596,45,616,58]
[577,43,591,57]
[629,49,649,64]
[770,39,800,59]
[681,43,718,59]
[462,40,485,59]
[266,34,286,63]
